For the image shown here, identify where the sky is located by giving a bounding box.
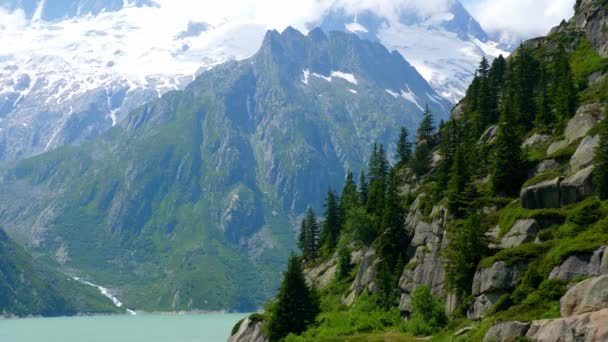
[460,0,574,43]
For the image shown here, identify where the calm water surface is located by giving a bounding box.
[0,313,248,342]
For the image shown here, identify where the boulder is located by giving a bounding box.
[451,102,464,119]
[472,262,525,296]
[483,321,531,342]
[500,219,539,249]
[520,177,561,209]
[534,159,560,176]
[549,246,607,281]
[560,165,595,207]
[570,135,599,172]
[469,262,525,320]
[560,275,608,317]
[565,103,605,143]
[523,133,550,149]
[229,318,268,342]
[526,308,608,342]
[469,292,503,320]
[547,139,568,156]
[305,254,338,289]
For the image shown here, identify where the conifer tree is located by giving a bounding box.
[266,254,320,341]
[417,105,436,143]
[336,243,351,280]
[359,171,369,205]
[490,102,526,196]
[446,144,470,217]
[377,169,407,268]
[535,62,553,128]
[594,118,608,200]
[367,144,389,219]
[552,43,577,126]
[320,188,341,253]
[300,208,320,261]
[489,55,507,90]
[340,171,359,216]
[396,126,413,166]
[410,141,432,177]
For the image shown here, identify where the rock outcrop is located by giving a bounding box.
[565,104,605,143]
[229,317,268,342]
[469,262,525,320]
[570,135,599,172]
[549,246,607,281]
[484,272,608,342]
[523,133,549,149]
[398,199,449,316]
[483,321,531,342]
[500,219,539,249]
[560,274,608,317]
[342,248,379,306]
[521,165,595,209]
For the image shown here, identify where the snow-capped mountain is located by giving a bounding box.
[0,0,501,163]
[315,0,510,103]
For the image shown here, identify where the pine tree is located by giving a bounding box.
[359,171,369,205]
[336,243,351,280]
[396,126,413,166]
[320,188,341,253]
[446,144,469,217]
[490,102,526,196]
[514,44,540,130]
[535,62,553,128]
[340,171,359,216]
[266,254,320,341]
[410,141,432,177]
[377,169,407,268]
[300,208,320,261]
[367,144,389,219]
[552,43,577,126]
[417,105,436,143]
[594,118,608,200]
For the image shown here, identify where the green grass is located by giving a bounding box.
[494,202,566,237]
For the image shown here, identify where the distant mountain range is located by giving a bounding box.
[0,0,506,164]
[0,27,450,311]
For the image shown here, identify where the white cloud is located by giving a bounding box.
[461,0,574,44]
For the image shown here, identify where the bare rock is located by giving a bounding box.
[521,177,561,209]
[561,275,608,317]
[342,248,378,306]
[483,321,531,342]
[479,125,499,144]
[523,133,550,149]
[500,219,539,249]
[570,135,599,172]
[549,246,607,281]
[560,165,595,207]
[472,262,525,296]
[229,317,267,342]
[534,159,561,176]
[547,139,568,156]
[565,104,605,143]
[526,308,608,342]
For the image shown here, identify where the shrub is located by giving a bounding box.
[407,286,447,336]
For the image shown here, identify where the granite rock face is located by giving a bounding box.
[521,166,595,209]
[549,246,607,281]
[483,321,531,342]
[469,262,525,320]
[500,219,539,249]
[229,318,268,342]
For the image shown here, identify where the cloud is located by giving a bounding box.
[461,0,574,44]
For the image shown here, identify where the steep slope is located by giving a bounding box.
[315,0,509,103]
[0,28,449,311]
[230,2,608,341]
[0,228,121,316]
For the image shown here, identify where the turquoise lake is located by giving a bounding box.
[0,313,248,342]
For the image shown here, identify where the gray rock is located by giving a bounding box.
[520,177,562,209]
[534,159,561,176]
[565,104,605,143]
[500,219,539,249]
[479,125,499,144]
[547,139,568,156]
[472,262,525,296]
[343,248,378,306]
[229,317,268,342]
[451,102,464,120]
[561,275,608,317]
[570,135,599,172]
[549,246,606,281]
[526,308,608,342]
[469,292,503,320]
[560,165,595,207]
[305,255,338,289]
[523,133,550,149]
[483,321,531,342]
